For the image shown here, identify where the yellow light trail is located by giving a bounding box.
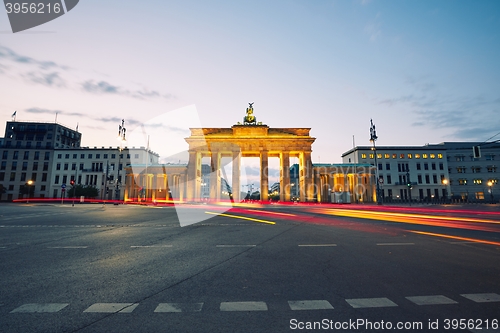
[249,209,297,217]
[316,208,500,225]
[410,230,500,246]
[205,212,276,225]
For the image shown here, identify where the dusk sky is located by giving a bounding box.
[1,0,500,180]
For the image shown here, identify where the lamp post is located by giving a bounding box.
[442,179,448,203]
[370,119,382,205]
[26,180,33,203]
[487,181,494,203]
[115,119,126,204]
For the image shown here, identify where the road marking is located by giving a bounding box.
[288,300,334,310]
[406,295,457,305]
[130,245,173,248]
[410,231,500,246]
[216,245,256,248]
[154,303,204,313]
[47,246,88,249]
[460,293,500,303]
[10,303,69,313]
[345,297,398,308]
[220,301,268,311]
[376,243,415,246]
[298,244,337,247]
[205,211,276,225]
[83,303,139,313]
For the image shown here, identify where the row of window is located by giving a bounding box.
[455,166,497,173]
[53,174,121,186]
[56,153,139,159]
[2,141,52,149]
[455,179,498,186]
[454,154,495,161]
[55,162,122,172]
[0,172,47,182]
[0,184,47,192]
[378,174,446,185]
[362,153,444,160]
[1,161,49,171]
[2,151,50,160]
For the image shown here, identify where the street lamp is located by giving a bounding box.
[115,119,126,204]
[370,119,382,205]
[487,181,494,203]
[442,179,448,203]
[26,180,33,203]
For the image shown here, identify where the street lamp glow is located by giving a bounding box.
[442,179,448,185]
[487,181,493,187]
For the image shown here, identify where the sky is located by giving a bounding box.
[1,0,500,185]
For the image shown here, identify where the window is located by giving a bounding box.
[111,154,116,159]
[400,154,405,159]
[407,153,412,159]
[96,154,101,159]
[455,155,465,162]
[386,163,390,170]
[43,162,49,171]
[33,162,38,171]
[10,172,16,181]
[457,167,466,173]
[458,179,467,185]
[438,153,443,159]
[64,163,69,170]
[488,179,498,184]
[473,179,483,184]
[62,175,67,184]
[487,166,497,173]
[55,175,60,184]
[2,151,7,159]
[127,154,131,158]
[439,163,444,170]
[1,161,6,170]
[392,154,397,159]
[88,154,93,159]
[44,152,50,160]
[417,175,422,184]
[369,154,374,159]
[387,175,392,184]
[431,163,436,170]
[422,154,428,159]
[72,163,76,170]
[65,154,70,159]
[384,154,390,159]
[433,175,438,184]
[485,154,495,161]
[416,163,421,170]
[425,175,430,184]
[34,151,40,160]
[0,172,4,181]
[22,162,28,170]
[31,173,37,181]
[81,154,85,159]
[79,163,84,170]
[430,154,435,159]
[11,161,17,170]
[378,163,382,171]
[56,163,61,170]
[42,173,47,182]
[73,154,77,159]
[57,154,62,159]
[13,151,18,159]
[424,163,429,170]
[23,151,29,159]
[415,154,421,159]
[20,173,26,181]
[104,154,108,159]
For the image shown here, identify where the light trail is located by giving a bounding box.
[205,212,276,225]
[410,230,500,246]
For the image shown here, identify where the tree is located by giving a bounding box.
[68,185,99,198]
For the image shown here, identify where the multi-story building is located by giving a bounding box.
[342,142,499,203]
[0,120,158,201]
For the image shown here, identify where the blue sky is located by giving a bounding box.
[1,0,499,172]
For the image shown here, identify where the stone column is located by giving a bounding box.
[232,151,241,202]
[260,151,269,201]
[210,151,221,201]
[280,152,290,202]
[315,171,322,203]
[304,151,314,202]
[186,151,198,201]
[179,174,185,202]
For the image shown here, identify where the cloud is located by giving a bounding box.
[0,45,67,70]
[23,71,66,87]
[81,80,174,100]
[25,107,87,117]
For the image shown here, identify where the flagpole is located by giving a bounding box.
[12,111,17,121]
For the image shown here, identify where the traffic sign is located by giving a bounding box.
[61,184,66,189]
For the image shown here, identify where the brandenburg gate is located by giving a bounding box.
[185,103,316,202]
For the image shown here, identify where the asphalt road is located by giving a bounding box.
[0,203,499,333]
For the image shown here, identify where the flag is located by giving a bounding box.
[11,111,16,120]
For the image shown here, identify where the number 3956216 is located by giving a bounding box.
[5,2,61,14]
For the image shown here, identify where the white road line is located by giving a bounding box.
[288,300,334,310]
[406,295,458,305]
[154,303,204,313]
[298,244,337,247]
[10,303,69,313]
[47,246,88,249]
[220,301,268,311]
[460,293,500,303]
[345,297,398,308]
[130,245,173,248]
[216,245,257,248]
[83,303,139,313]
[376,243,415,246]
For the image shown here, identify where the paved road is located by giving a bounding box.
[0,203,499,333]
